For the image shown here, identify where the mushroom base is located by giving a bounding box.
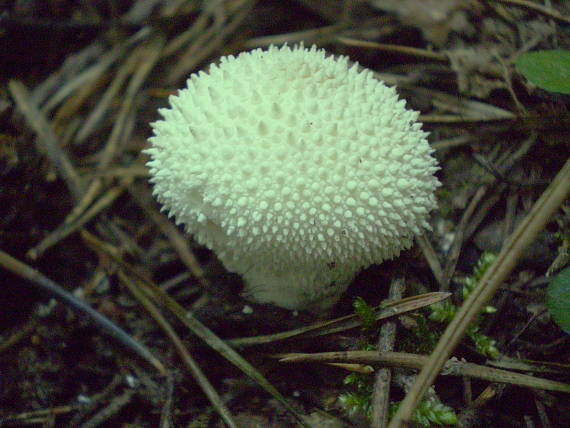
[238,264,356,311]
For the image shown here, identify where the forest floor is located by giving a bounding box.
[0,1,569,427]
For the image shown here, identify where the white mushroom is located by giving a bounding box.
[146,44,440,310]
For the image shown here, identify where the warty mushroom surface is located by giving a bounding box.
[146,44,440,310]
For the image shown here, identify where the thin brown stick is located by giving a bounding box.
[27,182,128,259]
[415,233,444,287]
[496,0,570,25]
[440,185,489,289]
[8,80,83,200]
[280,351,570,393]
[74,54,136,143]
[371,278,404,428]
[80,389,136,428]
[227,292,451,347]
[245,24,346,48]
[2,405,79,425]
[336,37,449,62]
[165,0,255,85]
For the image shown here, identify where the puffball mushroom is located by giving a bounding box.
[146,44,440,310]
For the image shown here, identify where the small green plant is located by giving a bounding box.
[339,372,374,417]
[353,296,378,338]
[390,398,458,427]
[338,297,377,417]
[410,312,441,354]
[428,251,499,358]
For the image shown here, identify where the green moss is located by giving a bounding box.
[427,251,499,358]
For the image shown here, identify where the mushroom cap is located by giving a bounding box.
[146,45,440,309]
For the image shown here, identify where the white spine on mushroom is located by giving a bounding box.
[146,45,440,310]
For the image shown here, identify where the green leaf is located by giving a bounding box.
[547,266,570,333]
[515,50,570,94]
